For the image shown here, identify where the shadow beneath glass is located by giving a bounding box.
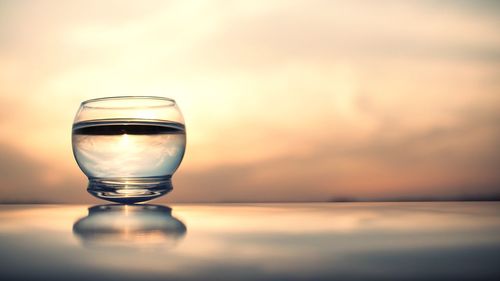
[73,204,187,249]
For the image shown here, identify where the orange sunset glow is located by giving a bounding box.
[0,0,499,203]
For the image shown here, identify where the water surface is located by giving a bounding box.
[0,202,499,280]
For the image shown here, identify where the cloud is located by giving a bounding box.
[167,102,500,203]
[1,0,500,203]
[0,143,92,203]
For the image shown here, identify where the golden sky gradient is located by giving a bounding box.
[1,0,499,203]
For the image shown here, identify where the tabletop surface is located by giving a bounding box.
[1,202,500,281]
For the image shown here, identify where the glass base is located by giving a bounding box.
[87,177,172,204]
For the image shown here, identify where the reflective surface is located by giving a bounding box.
[1,203,500,281]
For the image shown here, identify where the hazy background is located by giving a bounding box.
[0,0,499,203]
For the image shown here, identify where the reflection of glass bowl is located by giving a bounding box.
[73,204,187,248]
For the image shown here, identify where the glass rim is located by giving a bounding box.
[81,96,176,109]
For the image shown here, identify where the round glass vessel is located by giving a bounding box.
[72,96,186,203]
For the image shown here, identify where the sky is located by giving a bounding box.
[0,0,499,203]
